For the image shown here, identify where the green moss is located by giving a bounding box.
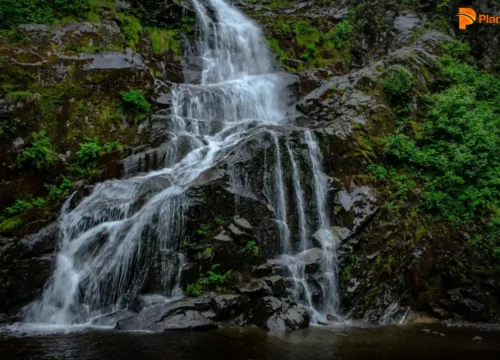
[0,217,22,234]
[146,28,181,56]
[117,13,142,50]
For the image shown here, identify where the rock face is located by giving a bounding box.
[2,0,500,329]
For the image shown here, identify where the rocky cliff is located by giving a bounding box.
[1,0,500,329]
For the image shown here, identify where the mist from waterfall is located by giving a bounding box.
[23,0,340,325]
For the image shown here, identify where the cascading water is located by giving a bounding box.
[24,0,340,325]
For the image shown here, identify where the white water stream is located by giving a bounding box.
[23,0,339,326]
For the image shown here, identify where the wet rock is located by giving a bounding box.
[0,313,11,324]
[448,289,486,321]
[128,175,172,213]
[235,279,272,297]
[233,217,253,232]
[296,248,323,266]
[262,303,310,331]
[227,223,252,243]
[472,336,483,342]
[116,297,212,331]
[129,294,168,313]
[90,309,137,327]
[334,185,378,233]
[252,263,273,277]
[264,276,285,296]
[157,309,217,331]
[210,294,250,321]
[214,230,233,242]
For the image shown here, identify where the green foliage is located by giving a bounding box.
[292,21,320,47]
[214,216,224,225]
[379,41,500,225]
[185,264,232,297]
[241,240,259,257]
[5,91,41,104]
[120,89,151,116]
[206,264,232,283]
[76,137,102,168]
[185,283,202,296]
[5,200,32,216]
[117,13,142,49]
[17,130,59,169]
[202,247,213,258]
[196,224,211,236]
[300,44,317,61]
[103,141,121,152]
[323,20,353,50]
[0,0,90,29]
[382,67,413,103]
[146,28,181,55]
[367,164,388,180]
[46,177,72,202]
[268,39,289,63]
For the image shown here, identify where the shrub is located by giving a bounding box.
[185,264,232,297]
[292,21,320,46]
[76,137,102,168]
[0,0,90,29]
[17,130,59,169]
[381,41,500,224]
[47,177,72,202]
[241,240,259,257]
[300,44,317,61]
[5,200,32,216]
[120,89,151,116]
[382,67,413,103]
[323,20,353,50]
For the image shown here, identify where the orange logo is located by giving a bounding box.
[457,8,477,29]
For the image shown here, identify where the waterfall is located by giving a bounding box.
[23,0,340,325]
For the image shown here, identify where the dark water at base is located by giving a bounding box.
[1,323,500,359]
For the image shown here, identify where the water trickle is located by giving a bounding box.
[24,0,340,325]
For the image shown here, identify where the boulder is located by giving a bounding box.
[129,294,168,313]
[156,309,217,331]
[264,276,286,296]
[210,294,251,321]
[116,297,213,331]
[90,309,137,327]
[235,279,272,297]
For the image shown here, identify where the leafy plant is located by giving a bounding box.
[300,44,317,61]
[292,21,320,47]
[241,240,259,257]
[323,20,353,50]
[214,216,224,225]
[378,41,500,225]
[0,0,90,29]
[382,67,413,103]
[46,177,72,202]
[202,247,213,258]
[76,137,102,168]
[120,89,151,116]
[5,200,32,216]
[185,283,201,296]
[196,224,211,236]
[17,130,59,169]
[184,264,232,297]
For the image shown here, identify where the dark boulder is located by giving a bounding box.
[90,309,137,327]
[210,294,251,321]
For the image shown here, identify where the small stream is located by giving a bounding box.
[1,323,500,359]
